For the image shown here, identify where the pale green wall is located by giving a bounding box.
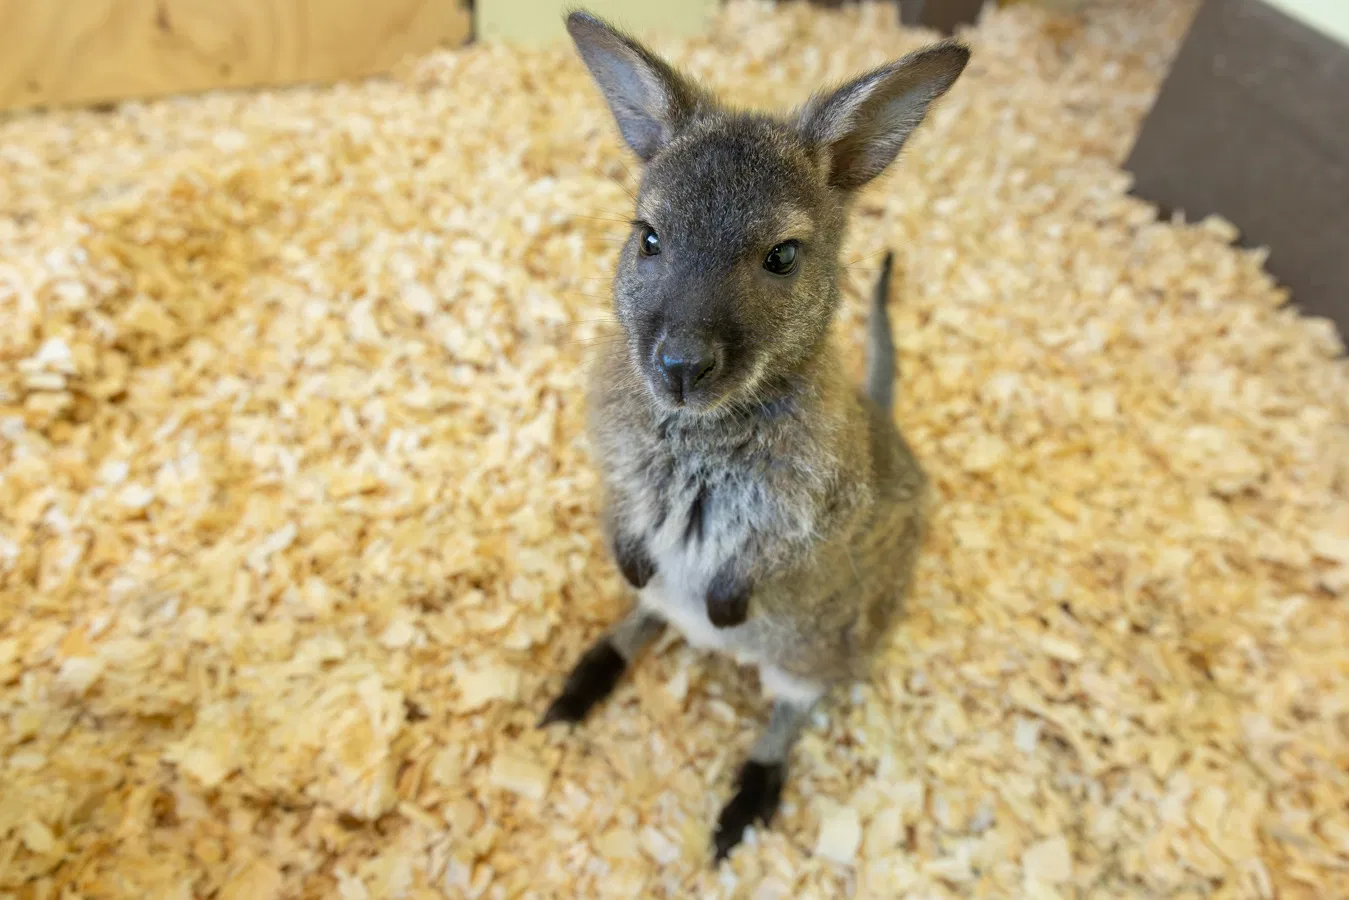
[1262,0,1349,46]
[476,0,720,45]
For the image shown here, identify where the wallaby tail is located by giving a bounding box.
[865,250,897,411]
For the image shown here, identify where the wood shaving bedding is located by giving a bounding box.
[2,1,1347,897]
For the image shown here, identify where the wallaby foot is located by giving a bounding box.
[712,697,813,861]
[540,608,664,726]
[714,759,785,861]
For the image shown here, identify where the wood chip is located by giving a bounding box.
[815,805,862,865]
[20,819,56,855]
[639,825,680,865]
[2,1,1346,897]
[455,661,522,712]
[218,859,283,900]
[55,656,104,695]
[1023,835,1073,885]
[488,753,551,802]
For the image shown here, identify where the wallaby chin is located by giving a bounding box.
[548,7,966,863]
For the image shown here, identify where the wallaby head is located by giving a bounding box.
[566,10,968,414]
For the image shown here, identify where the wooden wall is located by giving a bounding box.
[0,0,1093,112]
[0,0,472,112]
[477,0,720,45]
[1125,0,1349,333]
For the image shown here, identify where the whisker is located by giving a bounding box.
[559,292,615,302]
[546,329,620,344]
[588,165,638,203]
[565,214,633,227]
[576,347,632,368]
[550,323,623,337]
[558,335,627,349]
[548,315,619,329]
[610,176,638,204]
[843,248,889,270]
[615,159,641,194]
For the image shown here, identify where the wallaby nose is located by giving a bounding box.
[655,338,720,402]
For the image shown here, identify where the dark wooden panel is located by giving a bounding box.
[0,0,472,111]
[900,0,985,33]
[799,0,984,34]
[1124,0,1349,333]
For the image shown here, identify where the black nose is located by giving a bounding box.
[656,339,720,402]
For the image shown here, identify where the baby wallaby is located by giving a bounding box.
[542,10,968,861]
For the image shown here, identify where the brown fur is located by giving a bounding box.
[588,332,927,687]
[543,9,968,861]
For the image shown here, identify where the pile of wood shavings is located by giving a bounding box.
[3,1,1348,896]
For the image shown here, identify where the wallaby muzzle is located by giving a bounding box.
[653,332,725,404]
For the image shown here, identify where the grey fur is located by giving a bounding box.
[865,250,897,412]
[549,9,968,860]
[798,41,971,191]
[749,699,813,766]
[564,11,708,161]
[606,607,665,662]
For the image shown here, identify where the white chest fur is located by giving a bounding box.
[638,579,728,653]
[636,487,739,652]
[638,569,824,706]
[630,472,827,706]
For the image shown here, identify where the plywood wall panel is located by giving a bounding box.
[475,0,719,46]
[0,0,471,111]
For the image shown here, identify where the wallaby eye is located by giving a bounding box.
[638,225,661,257]
[764,241,798,275]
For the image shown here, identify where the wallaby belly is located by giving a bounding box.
[620,445,820,687]
[635,467,755,655]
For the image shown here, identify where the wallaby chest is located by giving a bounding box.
[552,9,968,860]
[598,411,804,649]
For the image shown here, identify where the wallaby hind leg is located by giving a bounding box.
[712,697,815,861]
[540,608,665,726]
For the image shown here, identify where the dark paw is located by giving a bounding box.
[713,760,785,862]
[539,639,626,726]
[614,533,655,589]
[706,569,750,628]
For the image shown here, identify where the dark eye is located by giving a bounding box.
[764,241,798,275]
[638,226,661,257]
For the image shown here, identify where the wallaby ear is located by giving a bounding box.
[798,41,970,192]
[565,10,703,161]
